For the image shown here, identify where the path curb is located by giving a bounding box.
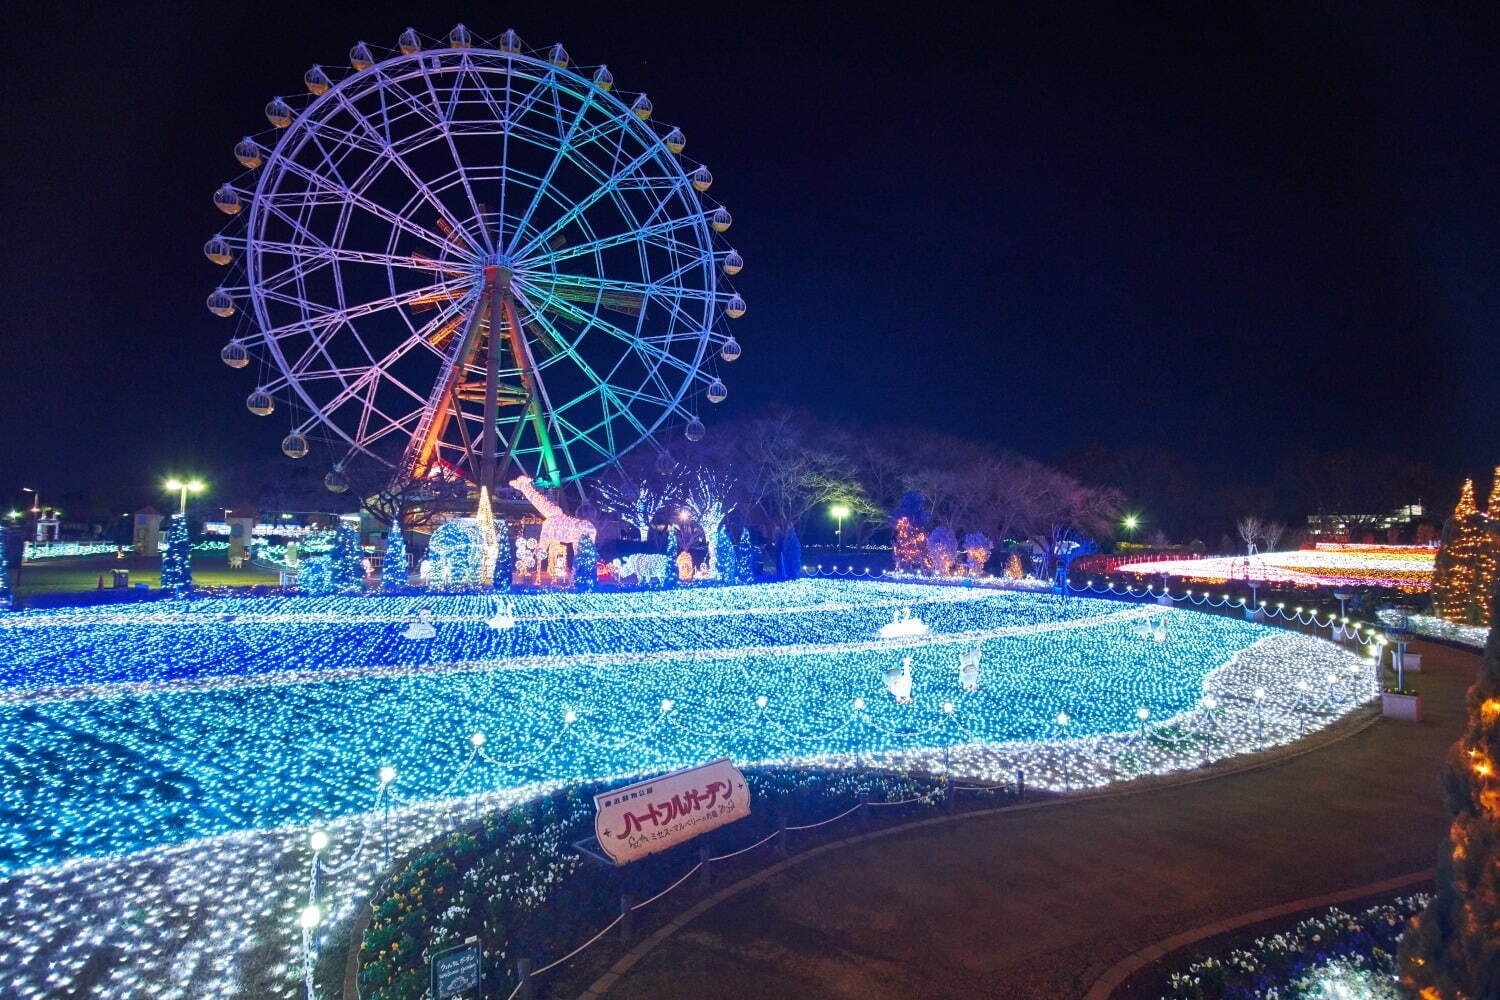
[577,705,1387,999]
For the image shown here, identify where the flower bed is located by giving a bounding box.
[1163,894,1429,999]
[356,766,953,998]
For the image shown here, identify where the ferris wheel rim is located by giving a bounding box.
[211,30,743,488]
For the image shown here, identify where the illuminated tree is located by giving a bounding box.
[1433,478,1496,628]
[682,469,737,576]
[963,532,993,575]
[779,526,802,580]
[1235,514,1264,555]
[0,531,14,610]
[492,517,513,592]
[663,526,679,589]
[593,458,682,541]
[160,513,193,597]
[1399,582,1500,997]
[381,520,409,591]
[735,528,757,584]
[927,526,959,576]
[1005,552,1024,579]
[331,518,365,592]
[574,534,598,592]
[713,525,737,584]
[298,557,335,596]
[891,491,929,573]
[475,486,499,587]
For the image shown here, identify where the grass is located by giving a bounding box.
[12,552,282,597]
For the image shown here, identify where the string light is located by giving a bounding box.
[0,579,1375,998]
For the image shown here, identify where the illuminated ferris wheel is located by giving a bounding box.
[206,25,744,496]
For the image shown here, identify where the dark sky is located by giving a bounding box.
[2,2,1495,514]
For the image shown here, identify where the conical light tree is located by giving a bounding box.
[736,528,756,584]
[381,517,409,591]
[475,486,499,587]
[0,531,12,610]
[160,513,193,597]
[493,517,513,592]
[1433,477,1496,628]
[574,534,598,592]
[330,517,365,592]
[663,526,680,589]
[1399,580,1500,997]
[714,525,737,584]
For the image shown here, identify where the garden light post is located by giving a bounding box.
[164,478,205,516]
[830,503,850,553]
[378,765,396,864]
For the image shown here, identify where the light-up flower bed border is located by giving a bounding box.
[1162,894,1428,999]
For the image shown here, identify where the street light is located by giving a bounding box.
[21,487,38,515]
[1121,513,1140,540]
[164,478,206,516]
[830,503,851,553]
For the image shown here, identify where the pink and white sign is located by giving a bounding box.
[593,758,750,865]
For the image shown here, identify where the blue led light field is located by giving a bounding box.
[0,581,1269,874]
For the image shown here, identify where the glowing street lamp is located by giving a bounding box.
[20,487,38,515]
[830,502,851,552]
[1121,513,1140,540]
[164,478,206,516]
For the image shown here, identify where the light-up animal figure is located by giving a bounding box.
[884,656,914,703]
[958,647,981,691]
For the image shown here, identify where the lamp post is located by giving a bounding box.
[830,503,850,553]
[164,478,205,516]
[21,487,38,515]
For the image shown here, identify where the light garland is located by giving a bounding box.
[1116,544,1436,592]
[0,579,1378,998]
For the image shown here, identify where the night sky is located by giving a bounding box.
[2,3,1495,514]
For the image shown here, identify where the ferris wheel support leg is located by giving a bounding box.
[498,288,562,488]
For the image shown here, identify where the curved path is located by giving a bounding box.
[600,639,1472,999]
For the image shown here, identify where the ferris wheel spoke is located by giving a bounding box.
[523,306,656,441]
[265,144,470,256]
[505,79,619,259]
[510,142,667,262]
[536,270,720,305]
[240,239,458,274]
[524,286,699,391]
[522,213,707,268]
[312,93,488,258]
[407,62,495,252]
[258,275,474,341]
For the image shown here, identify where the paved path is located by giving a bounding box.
[604,639,1473,999]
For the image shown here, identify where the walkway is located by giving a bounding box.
[603,639,1473,999]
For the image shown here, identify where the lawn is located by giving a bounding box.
[11,552,282,597]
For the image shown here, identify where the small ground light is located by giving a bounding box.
[852,697,866,711]
[299,904,321,930]
[1136,707,1150,721]
[1201,695,1218,711]
[756,695,768,708]
[378,765,396,785]
[942,701,954,714]
[469,732,485,747]
[563,709,578,724]
[1055,712,1070,726]
[1253,687,1267,700]
[660,699,674,713]
[308,830,329,853]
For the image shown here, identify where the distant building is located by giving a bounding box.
[1307,502,1425,537]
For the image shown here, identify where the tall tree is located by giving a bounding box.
[381,519,409,591]
[160,513,193,597]
[735,528,757,584]
[1399,580,1500,996]
[779,526,802,581]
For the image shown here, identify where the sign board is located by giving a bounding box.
[594,758,750,865]
[429,939,482,1000]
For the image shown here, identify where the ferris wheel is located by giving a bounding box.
[206,25,744,495]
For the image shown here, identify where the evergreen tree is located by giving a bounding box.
[493,517,513,592]
[0,530,12,610]
[381,521,409,591]
[574,535,598,591]
[331,518,365,592]
[890,490,930,573]
[663,526,679,589]
[1399,579,1500,995]
[298,557,335,596]
[736,528,757,584]
[1432,477,1496,628]
[160,513,193,597]
[714,525,737,583]
[779,526,802,580]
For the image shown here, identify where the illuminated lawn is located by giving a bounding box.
[0,580,1377,998]
[1,581,1269,873]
